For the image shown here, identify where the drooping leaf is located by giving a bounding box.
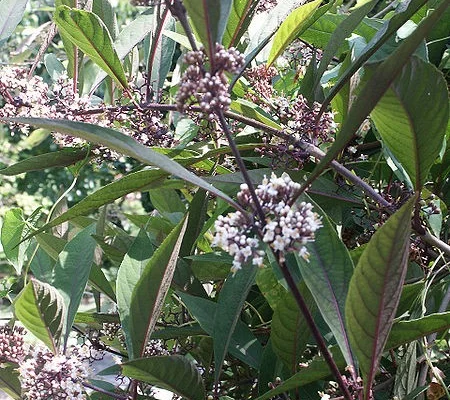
[301,0,450,192]
[8,118,242,213]
[128,217,187,358]
[89,264,116,302]
[213,265,258,381]
[0,148,89,176]
[52,223,97,347]
[183,0,232,62]
[178,292,263,369]
[271,282,316,372]
[14,279,65,353]
[296,206,356,369]
[0,365,21,400]
[0,0,28,43]
[116,229,154,356]
[54,5,129,89]
[345,196,415,398]
[371,56,449,190]
[267,0,322,66]
[230,100,282,129]
[121,355,205,400]
[223,0,257,48]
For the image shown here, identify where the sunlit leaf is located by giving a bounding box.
[0,0,28,43]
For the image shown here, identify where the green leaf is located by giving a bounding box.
[129,217,188,358]
[178,292,263,369]
[255,266,287,311]
[92,0,118,40]
[223,0,257,48]
[116,229,154,356]
[312,0,378,91]
[183,0,232,62]
[0,0,28,43]
[386,312,450,349]
[88,8,155,94]
[0,148,89,176]
[302,0,450,192]
[1,208,28,274]
[0,364,21,399]
[52,223,97,346]
[271,282,316,372]
[371,56,449,189]
[296,206,356,369]
[149,189,186,215]
[213,266,258,381]
[8,118,241,214]
[345,196,415,398]
[74,312,119,324]
[14,278,65,353]
[89,264,116,302]
[121,355,205,400]
[54,5,129,89]
[267,0,322,66]
[230,99,282,129]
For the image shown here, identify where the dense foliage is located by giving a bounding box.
[0,0,449,399]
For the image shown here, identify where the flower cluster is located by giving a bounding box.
[0,325,26,363]
[0,66,173,160]
[245,64,278,107]
[213,173,322,273]
[19,346,89,400]
[256,0,278,13]
[176,44,245,120]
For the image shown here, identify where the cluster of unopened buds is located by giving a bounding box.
[0,324,26,363]
[176,44,245,120]
[213,173,322,274]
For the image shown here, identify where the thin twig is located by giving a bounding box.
[83,381,130,400]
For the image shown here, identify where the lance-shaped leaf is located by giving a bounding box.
[1,209,28,274]
[0,0,28,43]
[183,0,232,63]
[345,196,415,398]
[128,217,188,358]
[300,0,450,193]
[14,279,65,353]
[52,223,97,347]
[267,0,322,66]
[122,355,205,400]
[271,281,316,372]
[296,208,356,370]
[116,229,154,356]
[223,0,257,48]
[7,118,241,214]
[54,5,129,89]
[213,265,258,382]
[0,148,89,176]
[371,56,449,190]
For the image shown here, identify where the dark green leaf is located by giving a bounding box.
[386,312,450,349]
[296,206,355,369]
[178,292,263,369]
[14,278,65,352]
[183,0,232,62]
[0,148,89,176]
[0,364,21,399]
[54,5,128,89]
[116,229,154,356]
[268,0,322,66]
[1,208,28,274]
[371,56,449,189]
[213,265,258,381]
[121,355,205,400]
[271,282,316,372]
[302,0,450,192]
[74,312,119,324]
[129,217,187,358]
[92,0,118,40]
[345,196,415,397]
[52,223,97,346]
[89,264,116,302]
[0,0,28,43]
